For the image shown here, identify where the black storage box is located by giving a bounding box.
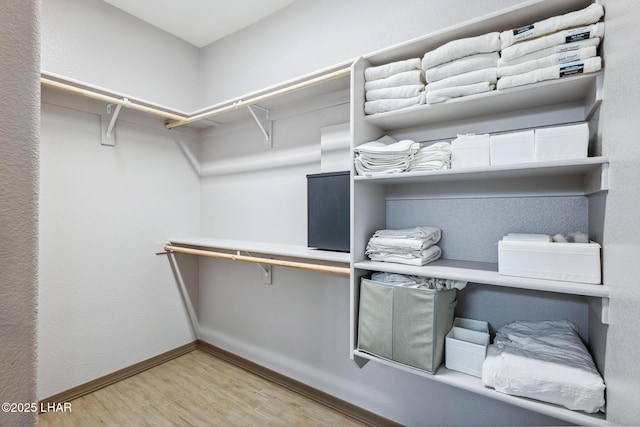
[306,171,350,252]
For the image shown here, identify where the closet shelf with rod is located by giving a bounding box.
[164,237,351,276]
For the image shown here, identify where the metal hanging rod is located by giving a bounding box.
[164,244,350,276]
[164,66,351,129]
[41,64,352,130]
[41,76,187,122]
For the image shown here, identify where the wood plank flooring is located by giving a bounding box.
[38,350,368,427]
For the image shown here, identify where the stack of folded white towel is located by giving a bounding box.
[354,136,452,175]
[422,32,500,104]
[364,58,426,115]
[354,135,419,175]
[497,3,604,90]
[408,142,452,172]
[366,226,442,266]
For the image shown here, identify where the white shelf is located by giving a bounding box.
[352,350,607,426]
[364,73,602,131]
[169,237,350,264]
[354,157,609,195]
[354,259,609,298]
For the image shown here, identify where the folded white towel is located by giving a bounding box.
[365,84,425,101]
[372,226,441,242]
[497,56,602,90]
[367,236,435,251]
[364,57,422,81]
[423,32,500,69]
[498,46,596,77]
[500,3,604,50]
[364,70,425,91]
[501,22,604,62]
[426,52,499,83]
[355,138,418,154]
[368,245,442,266]
[364,93,426,115]
[427,81,494,104]
[497,37,600,68]
[427,67,497,92]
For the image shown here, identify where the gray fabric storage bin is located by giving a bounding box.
[357,277,457,373]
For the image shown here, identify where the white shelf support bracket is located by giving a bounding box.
[246,251,272,284]
[101,98,130,146]
[246,104,272,149]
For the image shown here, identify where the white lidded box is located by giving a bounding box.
[535,122,589,162]
[498,236,601,284]
[490,130,535,166]
[446,317,490,377]
[451,134,490,169]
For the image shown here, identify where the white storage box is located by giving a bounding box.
[446,317,490,377]
[535,123,589,162]
[498,238,601,284]
[490,130,535,166]
[451,134,490,169]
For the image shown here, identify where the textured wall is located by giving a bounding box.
[598,1,640,424]
[0,1,39,426]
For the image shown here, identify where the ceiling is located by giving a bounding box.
[102,0,296,47]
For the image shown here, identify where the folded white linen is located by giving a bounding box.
[367,236,434,251]
[364,57,422,81]
[354,160,408,175]
[372,226,441,243]
[426,82,494,104]
[427,67,497,92]
[422,32,500,69]
[497,37,600,68]
[426,52,499,83]
[364,93,426,115]
[408,142,452,171]
[497,56,601,90]
[368,245,442,266]
[501,22,604,62]
[365,84,425,101]
[364,70,425,91]
[355,138,418,154]
[498,46,596,77]
[370,272,466,290]
[482,320,605,413]
[500,3,604,50]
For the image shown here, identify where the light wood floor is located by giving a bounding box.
[38,350,368,427]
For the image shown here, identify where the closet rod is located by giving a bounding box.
[164,66,351,129]
[164,245,350,276]
[41,77,188,122]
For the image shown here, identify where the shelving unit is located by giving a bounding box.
[349,0,608,424]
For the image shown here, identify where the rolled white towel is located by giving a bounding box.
[364,93,426,115]
[427,67,497,92]
[501,22,604,62]
[422,32,500,69]
[497,57,602,90]
[427,81,494,104]
[498,37,600,67]
[426,52,499,83]
[364,70,425,91]
[365,84,425,101]
[500,3,604,50]
[364,57,422,81]
[498,46,596,77]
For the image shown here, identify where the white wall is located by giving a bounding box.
[37,91,201,399]
[41,0,201,112]
[598,1,640,424]
[0,1,39,426]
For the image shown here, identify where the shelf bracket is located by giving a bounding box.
[245,104,272,149]
[101,98,130,146]
[244,251,272,284]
